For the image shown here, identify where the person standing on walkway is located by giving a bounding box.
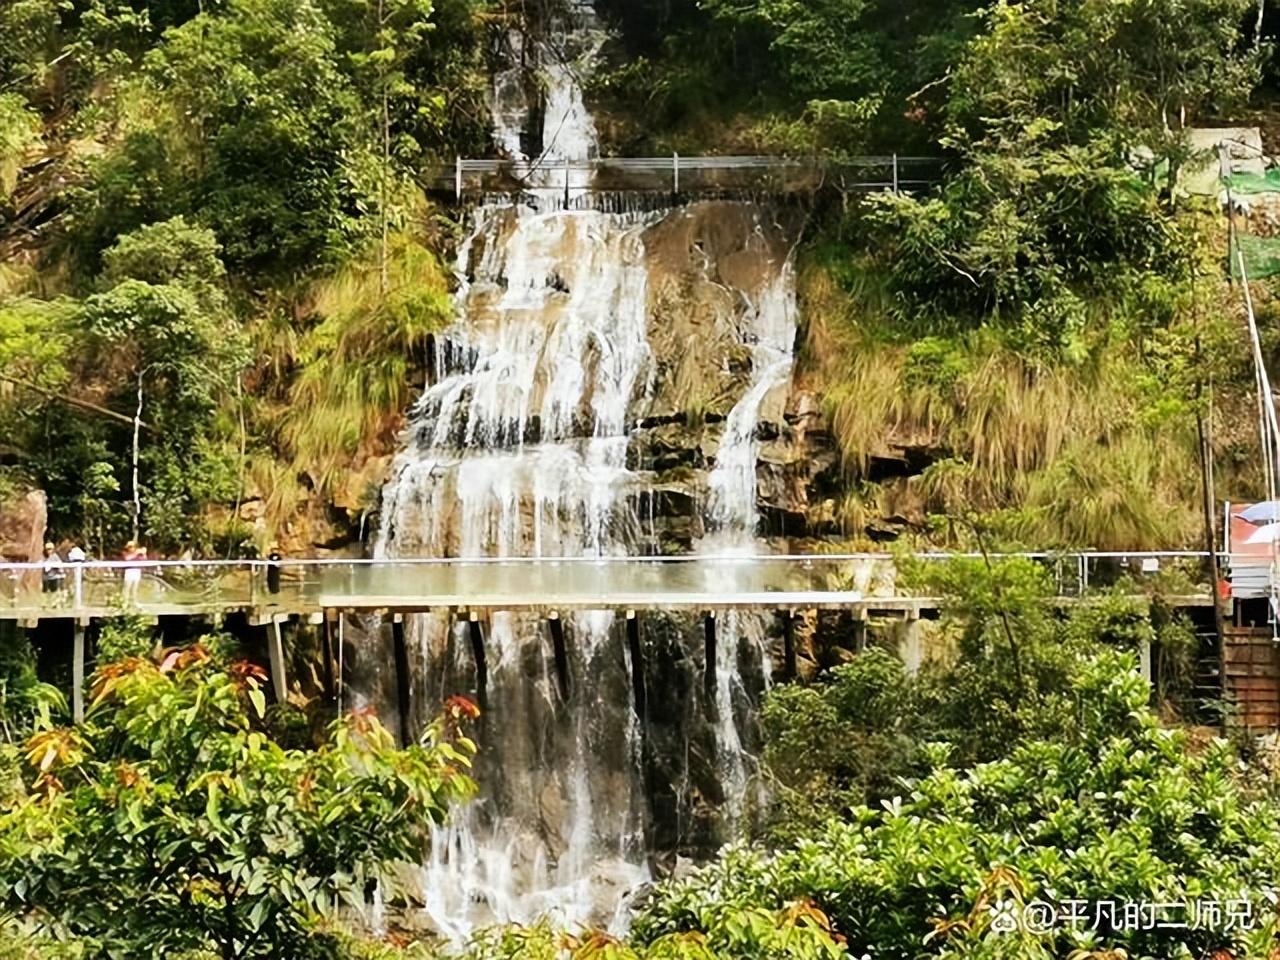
[266,543,283,596]
[41,543,65,603]
[66,542,87,608]
[122,540,146,604]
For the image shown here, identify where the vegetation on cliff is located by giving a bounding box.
[1,0,484,553]
[593,0,1268,549]
[2,0,1274,552]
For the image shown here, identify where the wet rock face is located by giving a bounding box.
[0,487,46,563]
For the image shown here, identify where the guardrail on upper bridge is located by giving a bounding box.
[0,550,1223,624]
[424,154,944,200]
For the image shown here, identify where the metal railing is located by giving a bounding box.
[0,550,1219,621]
[428,154,943,198]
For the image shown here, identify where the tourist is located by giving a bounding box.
[66,542,86,607]
[41,542,65,601]
[121,541,146,604]
[266,543,283,595]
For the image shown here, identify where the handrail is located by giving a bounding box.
[0,549,1227,572]
[0,549,1222,620]
[430,154,945,198]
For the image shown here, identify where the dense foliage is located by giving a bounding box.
[0,638,478,958]
[0,0,483,551]
[759,558,1197,837]
[637,652,1280,959]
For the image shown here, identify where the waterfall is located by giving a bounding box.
[373,2,798,939]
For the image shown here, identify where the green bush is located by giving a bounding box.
[636,652,1280,959]
[0,643,478,958]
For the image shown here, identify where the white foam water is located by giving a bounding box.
[372,1,799,940]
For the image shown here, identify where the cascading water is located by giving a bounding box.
[373,2,799,938]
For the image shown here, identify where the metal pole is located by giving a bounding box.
[673,152,679,196]
[455,155,462,200]
[892,153,899,194]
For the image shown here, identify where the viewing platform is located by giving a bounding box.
[0,551,1219,626]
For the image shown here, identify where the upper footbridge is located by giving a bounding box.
[425,154,944,203]
[0,551,1219,626]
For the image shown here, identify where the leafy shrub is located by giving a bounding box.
[0,644,478,958]
[636,652,1280,959]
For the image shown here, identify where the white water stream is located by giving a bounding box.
[374,2,798,939]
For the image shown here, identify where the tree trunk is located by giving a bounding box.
[132,372,144,543]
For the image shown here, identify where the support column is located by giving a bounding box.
[321,613,336,702]
[391,615,412,746]
[703,611,717,702]
[781,609,797,681]
[547,612,571,701]
[268,617,287,705]
[626,610,646,719]
[1140,638,1153,687]
[852,614,868,654]
[468,613,487,710]
[72,621,86,724]
[337,612,346,713]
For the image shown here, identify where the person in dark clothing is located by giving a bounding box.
[266,544,283,595]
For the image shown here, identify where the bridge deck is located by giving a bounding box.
[0,553,1217,624]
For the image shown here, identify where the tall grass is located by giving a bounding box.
[250,231,452,524]
[800,258,1238,550]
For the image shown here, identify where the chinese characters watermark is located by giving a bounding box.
[987,894,1276,935]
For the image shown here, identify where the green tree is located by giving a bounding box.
[79,218,246,546]
[0,643,478,959]
[141,0,377,275]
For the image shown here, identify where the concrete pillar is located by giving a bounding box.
[781,609,797,681]
[703,611,717,703]
[337,612,346,713]
[547,612,570,701]
[626,610,645,719]
[468,613,487,710]
[268,617,287,705]
[72,621,85,724]
[391,615,412,746]
[320,613,336,701]
[1139,638,1153,686]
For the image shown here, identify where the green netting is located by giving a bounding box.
[1225,168,1280,195]
[1222,170,1280,277]
[1230,233,1280,279]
